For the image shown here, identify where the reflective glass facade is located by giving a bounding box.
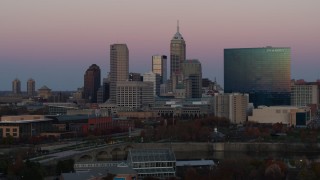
[152,55,167,84]
[224,47,291,106]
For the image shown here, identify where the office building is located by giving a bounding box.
[102,78,110,103]
[214,93,249,124]
[224,47,291,107]
[110,44,129,103]
[12,78,21,95]
[152,55,167,84]
[291,80,320,108]
[182,59,202,98]
[27,78,36,97]
[170,21,186,91]
[143,71,161,96]
[84,64,101,103]
[129,72,142,81]
[116,81,154,110]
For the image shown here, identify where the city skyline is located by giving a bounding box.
[1,0,319,91]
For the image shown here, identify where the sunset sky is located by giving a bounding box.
[0,0,319,91]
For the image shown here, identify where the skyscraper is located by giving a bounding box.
[27,78,35,97]
[84,64,101,103]
[143,71,161,96]
[110,44,129,103]
[152,55,167,84]
[12,78,21,94]
[182,59,202,98]
[170,21,186,91]
[224,47,291,106]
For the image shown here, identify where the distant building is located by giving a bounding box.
[0,115,53,138]
[27,78,36,97]
[143,71,161,96]
[291,80,320,108]
[110,44,129,103]
[224,47,291,107]
[127,149,176,180]
[129,72,142,81]
[38,85,52,100]
[152,55,167,84]
[12,78,21,94]
[116,81,154,110]
[102,78,110,102]
[170,21,186,92]
[96,86,104,103]
[248,106,311,126]
[214,93,249,124]
[182,59,202,98]
[84,64,101,103]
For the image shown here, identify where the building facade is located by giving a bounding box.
[143,72,161,96]
[110,44,129,103]
[224,47,291,107]
[0,115,53,138]
[248,106,311,126]
[38,85,52,100]
[12,78,21,95]
[152,55,167,84]
[170,22,186,92]
[182,59,202,98]
[84,64,101,103]
[116,81,154,110]
[291,81,320,108]
[214,93,249,124]
[27,78,36,97]
[129,72,142,81]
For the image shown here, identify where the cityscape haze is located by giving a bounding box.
[0,0,320,91]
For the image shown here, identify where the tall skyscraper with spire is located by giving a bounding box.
[110,44,129,103]
[170,21,186,91]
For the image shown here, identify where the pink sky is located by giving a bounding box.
[0,0,319,90]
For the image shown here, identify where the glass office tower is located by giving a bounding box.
[224,47,291,107]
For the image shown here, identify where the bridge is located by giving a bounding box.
[32,142,213,166]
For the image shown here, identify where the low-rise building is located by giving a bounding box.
[248,106,311,126]
[127,149,176,180]
[0,115,53,138]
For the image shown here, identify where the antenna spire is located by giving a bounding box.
[177,20,179,33]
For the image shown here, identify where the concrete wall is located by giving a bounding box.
[213,142,320,153]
